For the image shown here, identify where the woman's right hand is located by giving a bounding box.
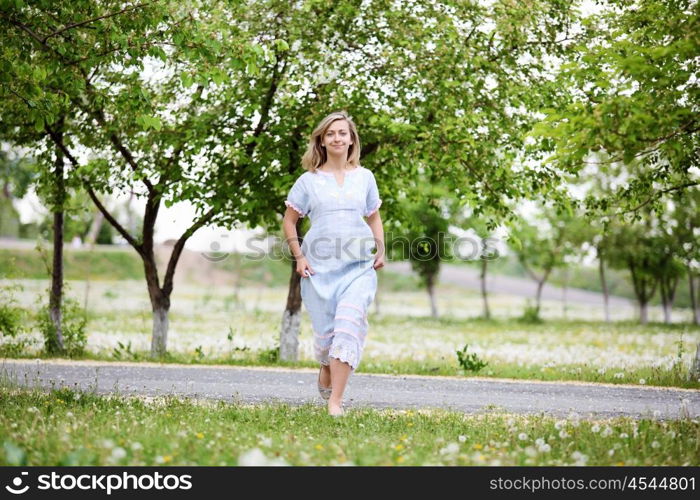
[296,256,315,278]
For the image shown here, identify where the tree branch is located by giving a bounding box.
[44,123,143,253]
[84,182,143,253]
[3,16,71,64]
[42,1,157,42]
[162,207,216,296]
[75,82,155,194]
[244,51,287,159]
[616,181,700,216]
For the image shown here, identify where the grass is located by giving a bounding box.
[1,381,697,466]
[0,248,145,281]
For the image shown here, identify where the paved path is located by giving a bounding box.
[2,359,697,420]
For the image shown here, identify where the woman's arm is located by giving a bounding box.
[366,210,385,270]
[282,208,315,277]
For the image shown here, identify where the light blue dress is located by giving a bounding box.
[285,166,382,371]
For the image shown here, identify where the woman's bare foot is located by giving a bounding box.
[328,398,344,417]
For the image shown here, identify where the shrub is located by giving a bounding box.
[0,283,30,356]
[257,345,279,363]
[456,344,488,373]
[36,296,87,357]
[518,301,543,324]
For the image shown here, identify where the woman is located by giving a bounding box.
[282,111,385,417]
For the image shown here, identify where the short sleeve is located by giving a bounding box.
[364,170,382,217]
[285,175,309,217]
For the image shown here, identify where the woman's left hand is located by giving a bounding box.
[373,254,385,270]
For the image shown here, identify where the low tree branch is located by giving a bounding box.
[162,207,216,296]
[42,1,157,42]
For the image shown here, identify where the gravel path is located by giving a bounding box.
[2,359,697,420]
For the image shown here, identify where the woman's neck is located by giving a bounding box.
[320,156,351,172]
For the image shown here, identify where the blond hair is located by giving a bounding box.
[301,111,361,172]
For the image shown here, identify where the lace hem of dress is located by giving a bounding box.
[365,199,382,217]
[329,341,359,371]
[284,200,306,217]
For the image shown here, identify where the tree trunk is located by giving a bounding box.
[143,250,170,357]
[535,279,545,317]
[662,302,671,324]
[561,268,568,320]
[598,250,611,323]
[151,301,170,357]
[280,219,304,362]
[280,258,302,362]
[640,301,649,325]
[427,273,438,318]
[49,142,66,352]
[659,274,679,325]
[629,261,657,325]
[690,271,699,326]
[480,259,490,320]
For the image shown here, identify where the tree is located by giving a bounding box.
[405,198,451,318]
[2,0,583,359]
[0,0,292,356]
[511,205,588,320]
[604,218,661,325]
[531,0,700,216]
[448,205,501,320]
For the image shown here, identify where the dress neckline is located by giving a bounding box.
[315,166,360,188]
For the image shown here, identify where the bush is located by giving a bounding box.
[112,340,140,361]
[518,301,543,324]
[0,283,30,356]
[36,296,87,357]
[456,344,488,373]
[257,345,279,363]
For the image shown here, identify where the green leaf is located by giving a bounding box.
[275,39,290,52]
[508,234,522,251]
[246,61,259,76]
[34,116,45,133]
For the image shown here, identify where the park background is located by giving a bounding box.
[0,0,699,466]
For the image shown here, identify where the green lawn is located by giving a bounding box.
[1,382,697,466]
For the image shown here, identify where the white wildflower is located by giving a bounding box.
[238,448,288,466]
[439,443,460,456]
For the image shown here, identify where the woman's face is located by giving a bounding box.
[322,119,353,157]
